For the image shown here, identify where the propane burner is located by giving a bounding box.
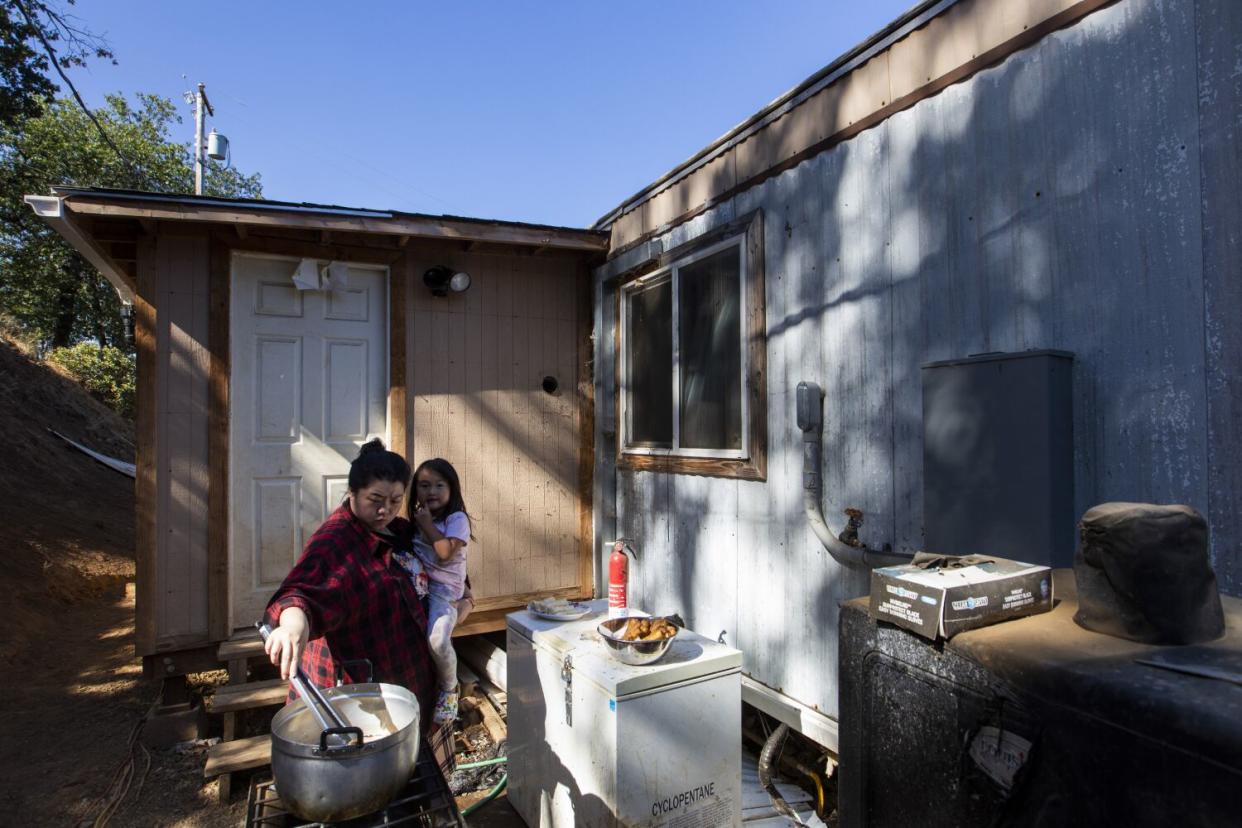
[245,743,464,827]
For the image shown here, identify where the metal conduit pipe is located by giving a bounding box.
[757,724,811,827]
[797,381,913,568]
[742,725,829,817]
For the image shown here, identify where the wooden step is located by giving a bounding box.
[453,607,509,638]
[217,628,263,662]
[207,678,288,714]
[205,734,271,777]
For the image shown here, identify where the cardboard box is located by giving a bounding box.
[869,557,1054,639]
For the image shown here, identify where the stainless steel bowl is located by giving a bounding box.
[597,616,681,666]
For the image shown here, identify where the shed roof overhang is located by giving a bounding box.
[25,193,137,303]
[25,187,611,296]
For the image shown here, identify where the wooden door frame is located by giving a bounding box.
[208,237,406,638]
[206,238,230,641]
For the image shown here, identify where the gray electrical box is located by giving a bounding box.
[922,350,1074,568]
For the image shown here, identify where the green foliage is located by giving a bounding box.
[0,3,56,127]
[47,340,135,418]
[0,92,263,350]
[0,1,114,129]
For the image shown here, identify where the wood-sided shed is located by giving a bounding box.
[28,187,607,675]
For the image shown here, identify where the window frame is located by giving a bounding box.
[614,210,766,481]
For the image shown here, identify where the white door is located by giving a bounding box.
[229,253,387,629]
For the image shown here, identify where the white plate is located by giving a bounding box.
[527,601,592,621]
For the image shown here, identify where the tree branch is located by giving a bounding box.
[12,0,137,177]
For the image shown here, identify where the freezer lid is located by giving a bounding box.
[507,600,742,698]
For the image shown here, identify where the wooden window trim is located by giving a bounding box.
[614,210,766,481]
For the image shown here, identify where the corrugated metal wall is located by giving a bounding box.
[595,0,1241,722]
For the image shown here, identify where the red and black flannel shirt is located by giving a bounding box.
[264,502,437,740]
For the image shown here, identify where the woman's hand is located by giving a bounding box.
[264,606,309,680]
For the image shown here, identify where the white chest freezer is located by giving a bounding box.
[507,601,743,827]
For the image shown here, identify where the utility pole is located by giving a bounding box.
[193,83,214,195]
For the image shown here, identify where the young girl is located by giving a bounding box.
[410,458,472,723]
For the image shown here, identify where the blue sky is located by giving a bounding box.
[66,1,914,227]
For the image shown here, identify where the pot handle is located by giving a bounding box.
[318,726,364,754]
[256,622,350,739]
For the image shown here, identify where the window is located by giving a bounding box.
[617,211,766,480]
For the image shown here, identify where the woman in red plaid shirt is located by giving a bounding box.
[262,439,454,759]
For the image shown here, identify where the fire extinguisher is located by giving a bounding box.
[608,539,636,619]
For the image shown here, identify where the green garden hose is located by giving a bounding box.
[460,773,508,817]
[457,756,508,770]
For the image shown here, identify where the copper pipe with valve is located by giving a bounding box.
[796,381,911,568]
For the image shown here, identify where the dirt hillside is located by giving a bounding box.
[0,335,230,826]
[0,334,136,663]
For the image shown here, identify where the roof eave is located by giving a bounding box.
[48,188,610,254]
[24,194,136,302]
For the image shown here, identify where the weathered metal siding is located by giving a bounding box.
[596,0,1238,723]
[1195,0,1242,593]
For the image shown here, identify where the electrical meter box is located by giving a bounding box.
[922,349,1075,567]
[507,600,743,827]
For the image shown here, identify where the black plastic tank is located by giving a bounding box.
[838,570,1242,827]
[922,350,1074,567]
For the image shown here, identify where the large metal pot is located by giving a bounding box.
[270,681,421,822]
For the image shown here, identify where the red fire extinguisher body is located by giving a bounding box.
[608,541,631,618]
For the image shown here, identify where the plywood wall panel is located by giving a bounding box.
[410,251,590,607]
[153,240,172,638]
[134,239,157,654]
[153,234,211,644]
[558,319,577,561]
[389,251,410,460]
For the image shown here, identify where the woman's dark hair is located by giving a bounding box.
[348,438,412,493]
[414,457,473,536]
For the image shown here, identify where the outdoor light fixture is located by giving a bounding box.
[119,301,135,348]
[423,265,472,297]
